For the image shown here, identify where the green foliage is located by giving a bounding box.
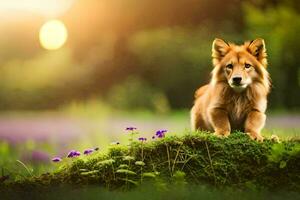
[172,171,187,186]
[268,142,300,170]
[107,76,170,113]
[118,164,129,169]
[134,161,145,166]
[268,143,286,163]
[116,169,137,175]
[244,4,300,108]
[81,170,99,176]
[2,183,300,200]
[0,49,94,110]
[0,140,56,181]
[123,156,135,161]
[128,28,213,108]
[142,172,157,178]
[3,132,299,192]
[96,159,115,167]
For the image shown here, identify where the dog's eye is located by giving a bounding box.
[245,63,252,69]
[226,64,233,69]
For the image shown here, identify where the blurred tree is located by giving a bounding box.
[63,0,245,109]
[107,76,170,114]
[245,4,300,108]
[0,0,300,110]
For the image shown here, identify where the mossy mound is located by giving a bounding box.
[2,132,300,192]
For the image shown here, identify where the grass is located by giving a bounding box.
[1,131,299,197]
[2,184,300,200]
[0,107,299,199]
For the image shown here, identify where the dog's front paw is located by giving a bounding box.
[214,130,230,138]
[246,132,264,142]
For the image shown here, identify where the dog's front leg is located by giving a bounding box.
[245,110,265,142]
[209,108,231,137]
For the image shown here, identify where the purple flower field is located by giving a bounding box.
[1,113,299,145]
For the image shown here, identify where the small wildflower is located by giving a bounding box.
[83,149,94,155]
[73,151,81,157]
[52,157,62,162]
[125,127,137,131]
[67,150,81,158]
[156,130,167,138]
[138,137,147,141]
[67,150,76,158]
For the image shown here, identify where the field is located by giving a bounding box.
[0,105,299,199]
[1,1,300,199]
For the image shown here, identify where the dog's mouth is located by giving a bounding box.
[229,83,247,92]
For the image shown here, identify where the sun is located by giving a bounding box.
[39,20,68,50]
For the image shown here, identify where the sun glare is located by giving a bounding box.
[39,20,68,50]
[0,0,75,18]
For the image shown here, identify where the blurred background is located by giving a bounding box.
[0,0,300,178]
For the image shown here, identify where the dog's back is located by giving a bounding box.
[194,85,209,99]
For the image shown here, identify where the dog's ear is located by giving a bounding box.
[248,38,267,67]
[212,38,230,66]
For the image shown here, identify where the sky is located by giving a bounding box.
[0,0,75,18]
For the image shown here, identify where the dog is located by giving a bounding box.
[190,38,270,141]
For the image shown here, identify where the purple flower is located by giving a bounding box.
[73,151,81,157]
[84,149,94,155]
[138,137,147,141]
[67,150,81,158]
[67,150,76,158]
[125,127,137,131]
[156,130,167,138]
[52,157,62,162]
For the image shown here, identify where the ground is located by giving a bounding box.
[0,110,299,199]
[1,131,300,199]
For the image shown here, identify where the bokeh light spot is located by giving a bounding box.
[39,20,68,50]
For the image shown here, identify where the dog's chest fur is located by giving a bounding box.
[224,90,253,130]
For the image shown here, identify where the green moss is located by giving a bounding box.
[2,132,300,192]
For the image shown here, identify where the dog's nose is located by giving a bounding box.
[232,77,242,84]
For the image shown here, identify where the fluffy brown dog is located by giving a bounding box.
[191,38,270,141]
